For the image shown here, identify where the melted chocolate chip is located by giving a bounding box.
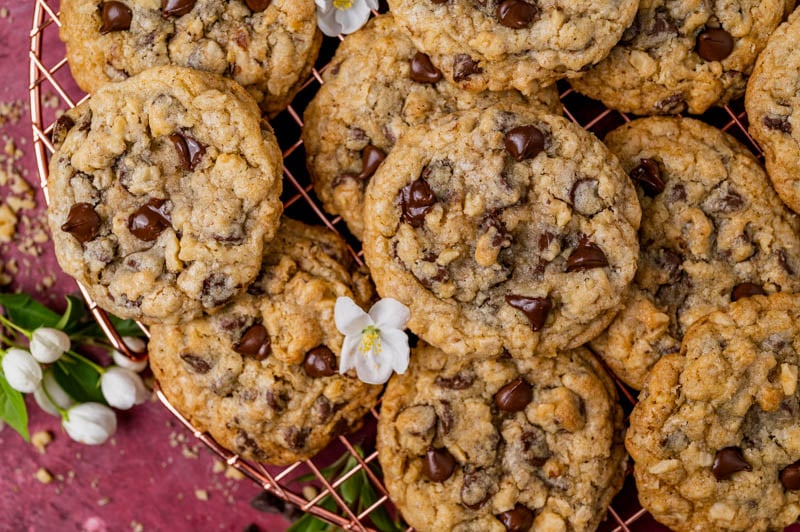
[781,461,800,490]
[538,232,555,252]
[494,377,533,412]
[453,54,482,82]
[566,240,608,272]
[283,427,310,450]
[504,125,545,161]
[422,447,456,482]
[161,0,195,17]
[304,346,337,378]
[99,1,132,34]
[51,115,75,145]
[696,28,734,62]
[712,447,751,480]
[630,159,665,196]
[731,282,766,301]
[234,324,271,360]
[180,353,212,374]
[410,52,443,83]
[127,199,171,241]
[461,469,496,509]
[169,132,205,170]
[435,373,474,390]
[763,116,792,133]
[400,177,436,227]
[359,144,386,180]
[505,295,551,331]
[496,0,537,29]
[654,93,686,113]
[61,203,101,243]
[244,0,271,12]
[497,504,534,531]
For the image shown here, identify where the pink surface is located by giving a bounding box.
[0,3,290,531]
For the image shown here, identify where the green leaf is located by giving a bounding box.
[287,496,337,532]
[109,316,144,337]
[54,295,75,331]
[52,357,105,404]
[0,366,29,441]
[0,293,60,331]
[339,458,364,506]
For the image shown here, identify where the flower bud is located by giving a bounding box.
[2,348,43,393]
[100,366,149,410]
[29,328,71,363]
[34,369,75,416]
[63,403,117,445]
[111,336,148,373]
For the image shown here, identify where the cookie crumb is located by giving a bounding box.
[302,485,318,501]
[130,521,144,532]
[194,489,209,501]
[97,497,111,506]
[35,467,54,484]
[212,460,226,474]
[31,430,53,453]
[224,466,244,481]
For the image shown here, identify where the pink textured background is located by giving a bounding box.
[0,2,290,530]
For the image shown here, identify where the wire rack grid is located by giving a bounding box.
[27,1,774,530]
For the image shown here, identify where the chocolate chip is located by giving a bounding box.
[710,190,745,213]
[234,324,271,360]
[497,504,534,531]
[566,240,608,272]
[437,400,454,435]
[422,447,456,482]
[201,273,237,308]
[505,295,551,331]
[127,199,171,241]
[669,183,687,202]
[312,396,333,424]
[781,461,800,490]
[649,9,677,35]
[61,203,101,243]
[496,0,537,29]
[763,116,792,133]
[629,159,665,196]
[778,249,796,275]
[283,427,310,449]
[712,447,751,480]
[461,469,496,509]
[654,93,686,113]
[410,52,443,83]
[657,248,684,283]
[244,0,271,11]
[538,232,555,252]
[731,282,766,301]
[51,115,75,146]
[304,346,337,378]
[494,377,533,412]
[521,428,550,466]
[435,373,474,390]
[399,176,436,227]
[169,132,205,170]
[696,28,734,62]
[504,125,545,161]
[161,0,195,17]
[99,1,132,34]
[180,353,212,374]
[358,144,386,180]
[453,54,482,82]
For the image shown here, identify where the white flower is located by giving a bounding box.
[335,297,410,385]
[34,369,75,416]
[100,366,149,410]
[29,327,71,363]
[111,336,148,373]
[63,403,117,445]
[2,348,43,393]
[315,0,377,37]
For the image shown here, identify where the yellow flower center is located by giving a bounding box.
[360,326,381,356]
[333,0,353,9]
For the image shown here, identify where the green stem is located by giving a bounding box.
[0,314,31,339]
[40,378,69,418]
[63,349,106,374]
[0,333,24,349]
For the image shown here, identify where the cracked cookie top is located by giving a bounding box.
[59,0,321,116]
[48,66,283,324]
[149,218,380,465]
[627,293,800,532]
[377,342,627,532]
[591,117,800,389]
[363,104,641,359]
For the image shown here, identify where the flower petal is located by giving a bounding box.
[314,0,331,8]
[316,5,342,37]
[368,298,410,330]
[338,334,361,373]
[365,0,379,9]
[335,1,371,34]
[335,296,372,335]
[354,349,395,385]
[378,329,409,374]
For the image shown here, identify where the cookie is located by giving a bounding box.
[362,104,641,359]
[746,8,800,214]
[627,293,800,532]
[149,218,380,465]
[377,342,627,532]
[48,66,283,325]
[59,0,322,116]
[302,14,562,240]
[570,0,785,115]
[386,0,639,93]
[590,117,800,390]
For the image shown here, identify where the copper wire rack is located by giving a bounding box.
[28,1,777,530]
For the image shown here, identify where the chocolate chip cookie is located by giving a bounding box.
[627,293,800,532]
[570,0,786,115]
[302,14,562,240]
[48,66,283,325]
[386,0,639,93]
[746,8,800,214]
[377,342,627,532]
[60,0,321,116]
[590,117,800,390]
[362,104,641,359]
[149,218,380,465]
